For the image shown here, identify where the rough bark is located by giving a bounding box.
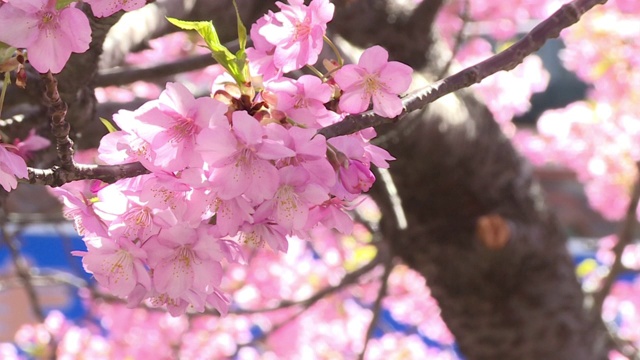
[330,0,608,358]
[1,0,610,358]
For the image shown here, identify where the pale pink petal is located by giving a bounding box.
[379,62,413,94]
[257,140,296,160]
[232,111,264,146]
[0,6,39,47]
[339,88,370,114]
[211,163,251,200]
[334,64,364,90]
[154,260,193,298]
[58,7,91,53]
[28,29,71,73]
[160,82,195,116]
[6,0,45,13]
[372,90,403,118]
[197,127,238,167]
[358,46,388,73]
[243,159,279,202]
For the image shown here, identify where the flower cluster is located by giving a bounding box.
[50,0,412,315]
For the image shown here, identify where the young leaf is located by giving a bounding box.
[167,17,250,91]
[56,0,75,10]
[167,18,238,78]
[232,0,247,52]
[0,42,15,66]
[0,72,10,118]
[99,117,119,133]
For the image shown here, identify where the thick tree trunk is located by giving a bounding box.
[330,0,609,358]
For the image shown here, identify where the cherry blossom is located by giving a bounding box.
[334,45,413,118]
[254,0,334,73]
[0,143,28,192]
[0,0,91,73]
[74,235,151,299]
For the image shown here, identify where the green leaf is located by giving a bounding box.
[0,42,15,65]
[232,0,247,52]
[99,117,119,133]
[0,72,10,118]
[167,17,250,90]
[56,0,75,10]
[232,0,250,83]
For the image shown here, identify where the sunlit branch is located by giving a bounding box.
[591,161,640,314]
[231,252,385,315]
[437,0,470,79]
[358,256,393,360]
[26,162,150,187]
[318,0,608,139]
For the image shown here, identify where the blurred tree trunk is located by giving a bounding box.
[331,0,608,359]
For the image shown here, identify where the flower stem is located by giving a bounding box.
[323,35,344,67]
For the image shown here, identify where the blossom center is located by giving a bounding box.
[107,250,132,282]
[363,74,381,94]
[39,11,60,32]
[276,184,298,218]
[169,116,198,143]
[124,206,152,227]
[293,20,311,41]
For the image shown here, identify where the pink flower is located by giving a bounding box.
[0,0,91,73]
[256,0,334,73]
[334,46,412,118]
[50,184,109,236]
[267,75,340,128]
[197,111,295,203]
[13,129,50,160]
[135,82,228,172]
[246,13,280,81]
[0,144,28,191]
[257,165,329,231]
[75,236,151,299]
[145,225,228,313]
[85,0,146,18]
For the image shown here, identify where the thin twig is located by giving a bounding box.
[437,0,471,79]
[605,320,640,359]
[318,0,608,139]
[592,161,640,314]
[0,221,45,322]
[231,307,307,357]
[358,257,393,360]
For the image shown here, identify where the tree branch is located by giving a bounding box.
[0,221,45,322]
[318,0,608,139]
[42,72,74,169]
[26,162,150,187]
[591,161,640,314]
[358,256,393,360]
[94,52,215,87]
